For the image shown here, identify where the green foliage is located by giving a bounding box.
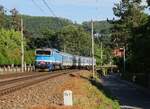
[112,0,150,87]
[0,28,34,65]
[111,0,146,47]
[22,15,73,38]
[0,29,21,64]
[0,5,113,66]
[0,6,5,28]
[25,50,34,64]
[57,25,91,56]
[82,21,112,34]
[33,25,92,56]
[0,6,74,65]
[10,8,21,31]
[82,21,113,65]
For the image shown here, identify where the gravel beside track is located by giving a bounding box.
[0,70,77,97]
[0,70,79,109]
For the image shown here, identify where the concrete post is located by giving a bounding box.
[64,90,73,106]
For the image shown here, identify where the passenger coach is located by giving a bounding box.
[35,48,96,71]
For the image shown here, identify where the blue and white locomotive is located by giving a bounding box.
[35,48,96,71]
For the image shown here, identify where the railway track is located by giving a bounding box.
[0,72,38,80]
[0,72,49,86]
[0,70,77,96]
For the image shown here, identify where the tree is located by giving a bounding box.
[112,0,145,48]
[10,8,21,31]
[0,29,21,64]
[0,5,5,28]
[111,0,150,87]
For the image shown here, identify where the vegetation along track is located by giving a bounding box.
[0,70,78,96]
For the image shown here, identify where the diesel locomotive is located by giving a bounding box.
[35,48,96,71]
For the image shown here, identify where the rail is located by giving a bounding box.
[0,70,78,96]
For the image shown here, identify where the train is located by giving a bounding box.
[35,48,96,71]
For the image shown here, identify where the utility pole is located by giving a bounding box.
[100,42,103,66]
[123,47,126,74]
[91,20,95,78]
[21,18,24,72]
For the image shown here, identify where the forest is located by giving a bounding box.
[0,6,112,66]
[111,0,150,87]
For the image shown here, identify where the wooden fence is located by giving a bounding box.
[0,64,35,73]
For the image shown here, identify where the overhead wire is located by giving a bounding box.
[26,0,64,38]
[32,0,47,14]
[42,0,56,17]
[94,0,103,47]
[42,0,64,27]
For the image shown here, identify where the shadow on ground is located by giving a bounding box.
[98,74,150,109]
[80,74,120,103]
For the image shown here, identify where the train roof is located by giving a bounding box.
[35,48,94,59]
[36,48,59,52]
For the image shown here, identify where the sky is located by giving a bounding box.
[0,0,147,23]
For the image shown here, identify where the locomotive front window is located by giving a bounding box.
[36,50,51,55]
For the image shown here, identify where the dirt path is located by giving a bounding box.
[101,74,150,109]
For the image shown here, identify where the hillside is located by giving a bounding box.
[0,12,113,65]
[22,15,112,38]
[82,20,112,34]
[22,15,73,38]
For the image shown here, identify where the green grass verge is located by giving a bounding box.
[74,73,120,109]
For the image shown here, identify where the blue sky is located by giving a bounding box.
[0,0,146,23]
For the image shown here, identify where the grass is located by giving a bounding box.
[31,70,120,109]
[73,72,120,109]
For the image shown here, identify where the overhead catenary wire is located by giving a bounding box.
[32,0,47,14]
[28,0,64,38]
[42,0,64,27]
[42,0,56,17]
[94,0,104,66]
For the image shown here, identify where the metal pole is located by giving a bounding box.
[100,42,103,66]
[91,20,95,77]
[123,47,126,74]
[21,18,24,72]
